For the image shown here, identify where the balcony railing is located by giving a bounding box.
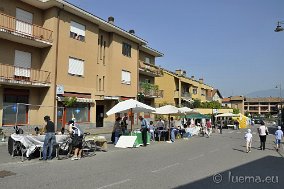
[0,12,52,43]
[139,61,163,77]
[139,82,163,98]
[0,64,51,86]
[181,92,192,98]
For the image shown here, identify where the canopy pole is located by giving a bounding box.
[168,114,171,141]
[130,108,133,132]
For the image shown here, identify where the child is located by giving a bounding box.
[275,126,283,152]
[149,121,155,141]
[244,129,252,153]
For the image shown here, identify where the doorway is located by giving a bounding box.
[96,105,104,127]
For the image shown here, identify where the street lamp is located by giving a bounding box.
[274,21,284,32]
[276,84,282,126]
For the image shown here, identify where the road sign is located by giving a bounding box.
[56,85,64,95]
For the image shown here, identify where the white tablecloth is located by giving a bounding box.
[11,134,68,157]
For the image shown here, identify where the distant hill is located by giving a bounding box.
[246,89,284,98]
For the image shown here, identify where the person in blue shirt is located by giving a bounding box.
[41,115,55,160]
[139,116,148,146]
[275,126,283,152]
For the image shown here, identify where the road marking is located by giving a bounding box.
[236,131,241,133]
[209,149,220,153]
[151,163,180,173]
[188,154,204,161]
[97,179,131,189]
[228,131,234,134]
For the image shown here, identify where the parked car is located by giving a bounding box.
[253,119,264,125]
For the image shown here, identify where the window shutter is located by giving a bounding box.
[14,50,31,77]
[16,8,33,35]
[68,57,84,76]
[70,21,85,36]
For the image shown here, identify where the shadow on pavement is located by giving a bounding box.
[174,156,284,189]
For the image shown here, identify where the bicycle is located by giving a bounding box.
[57,132,97,160]
[81,132,97,158]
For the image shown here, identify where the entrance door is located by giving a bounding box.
[96,105,104,127]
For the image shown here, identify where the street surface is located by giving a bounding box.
[0,124,283,189]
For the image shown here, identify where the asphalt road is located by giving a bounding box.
[0,125,283,189]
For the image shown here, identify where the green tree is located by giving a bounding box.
[193,99,201,108]
[233,108,240,114]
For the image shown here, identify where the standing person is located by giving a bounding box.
[275,126,283,152]
[149,121,155,141]
[156,118,165,130]
[258,123,269,150]
[139,116,148,146]
[121,116,128,135]
[113,117,122,145]
[206,120,212,137]
[41,115,55,160]
[68,120,83,160]
[220,120,223,134]
[244,129,253,153]
[170,117,176,142]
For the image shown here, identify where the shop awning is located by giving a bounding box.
[57,97,94,103]
[184,113,211,119]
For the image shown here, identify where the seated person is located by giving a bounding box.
[183,125,191,138]
[68,120,83,160]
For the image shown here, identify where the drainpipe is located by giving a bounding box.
[53,5,63,131]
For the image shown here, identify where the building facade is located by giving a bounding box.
[138,45,163,107]
[244,97,283,117]
[155,69,214,107]
[0,0,158,128]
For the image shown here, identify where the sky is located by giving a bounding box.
[67,0,284,97]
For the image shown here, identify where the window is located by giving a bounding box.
[122,42,131,57]
[16,8,33,36]
[193,88,198,95]
[121,70,131,84]
[68,57,84,76]
[70,21,85,41]
[66,103,89,123]
[201,89,206,96]
[145,57,150,64]
[3,89,29,125]
[14,50,31,78]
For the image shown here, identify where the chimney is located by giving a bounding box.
[129,30,135,34]
[199,78,204,83]
[108,16,114,24]
[175,69,186,77]
[191,76,195,79]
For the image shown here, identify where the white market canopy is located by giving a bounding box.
[153,105,181,115]
[215,113,239,117]
[106,99,155,116]
[178,107,199,115]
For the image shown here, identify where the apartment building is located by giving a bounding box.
[155,69,214,107]
[222,96,245,114]
[138,45,163,107]
[244,97,283,117]
[0,0,158,128]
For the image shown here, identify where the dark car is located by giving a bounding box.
[254,119,264,125]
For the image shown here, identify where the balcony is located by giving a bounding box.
[174,90,192,99]
[0,13,52,48]
[139,82,163,98]
[0,64,51,87]
[139,61,163,77]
